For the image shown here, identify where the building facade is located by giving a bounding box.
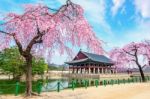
[66,51,117,74]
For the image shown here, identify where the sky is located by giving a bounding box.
[0,0,150,64]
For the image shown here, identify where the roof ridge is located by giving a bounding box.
[81,51,106,62]
[81,51,104,56]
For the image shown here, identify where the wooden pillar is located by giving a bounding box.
[74,67,75,74]
[88,67,90,74]
[78,66,80,74]
[93,67,95,74]
[86,68,87,74]
[103,68,105,74]
[69,66,70,74]
[109,67,111,74]
[72,66,74,74]
[115,68,117,74]
[99,65,101,74]
[83,64,86,74]
[78,67,80,74]
[108,68,110,74]
[95,64,97,74]
[103,64,105,74]
[106,68,108,74]
[105,67,108,74]
[84,67,86,74]
[106,66,108,74]
[112,69,114,74]
[101,68,103,74]
[76,66,78,74]
[83,68,85,74]
[98,67,100,74]
[81,67,82,74]
[83,67,85,74]
[113,68,115,74]
[110,68,112,74]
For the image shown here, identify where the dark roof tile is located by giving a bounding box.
[82,51,114,64]
[65,51,114,65]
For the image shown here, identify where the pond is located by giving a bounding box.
[42,79,69,92]
[41,78,100,92]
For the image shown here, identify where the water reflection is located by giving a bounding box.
[42,79,69,91]
[41,78,99,92]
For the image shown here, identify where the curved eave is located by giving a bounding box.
[90,59,114,65]
[65,58,89,65]
[88,59,114,66]
[65,58,114,66]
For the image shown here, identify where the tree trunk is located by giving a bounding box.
[12,73,15,79]
[134,50,145,82]
[25,57,32,96]
[138,65,145,82]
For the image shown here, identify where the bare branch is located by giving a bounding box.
[0,30,12,36]
[12,34,24,56]
[123,49,135,56]
[131,59,136,62]
[0,30,25,56]
[25,23,45,53]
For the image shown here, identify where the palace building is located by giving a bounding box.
[66,51,117,74]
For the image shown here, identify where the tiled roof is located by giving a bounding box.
[65,51,114,65]
[65,58,89,64]
[82,51,114,64]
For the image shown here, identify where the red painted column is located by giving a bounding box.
[72,65,74,74]
[88,64,91,74]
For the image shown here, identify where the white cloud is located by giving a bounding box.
[125,21,150,41]
[111,0,125,16]
[134,0,150,18]
[105,20,150,51]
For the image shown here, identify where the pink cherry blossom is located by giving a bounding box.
[0,2,104,57]
[0,1,104,96]
[109,41,150,82]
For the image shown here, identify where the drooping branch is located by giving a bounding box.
[123,49,135,56]
[0,30,24,56]
[0,0,105,96]
[0,20,46,58]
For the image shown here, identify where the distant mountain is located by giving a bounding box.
[48,63,68,71]
[48,63,68,67]
[48,63,58,67]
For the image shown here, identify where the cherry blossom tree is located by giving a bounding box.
[110,42,150,82]
[144,40,150,64]
[0,0,104,96]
